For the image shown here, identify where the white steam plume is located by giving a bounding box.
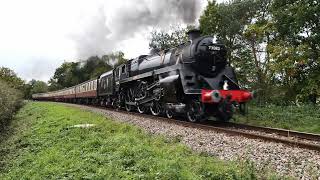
[71,0,202,60]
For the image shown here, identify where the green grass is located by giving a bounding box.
[234,104,320,134]
[0,102,274,179]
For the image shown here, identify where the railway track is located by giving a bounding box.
[212,121,320,142]
[83,104,320,152]
[206,121,320,151]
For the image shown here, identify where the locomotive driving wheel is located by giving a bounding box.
[125,88,135,112]
[125,103,133,111]
[112,97,121,109]
[100,100,105,107]
[136,81,148,114]
[186,100,204,122]
[137,105,147,114]
[150,100,162,116]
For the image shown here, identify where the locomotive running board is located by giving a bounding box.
[136,97,151,105]
[120,64,181,84]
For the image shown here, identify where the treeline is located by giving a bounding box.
[48,52,126,91]
[198,0,319,104]
[1,52,126,101]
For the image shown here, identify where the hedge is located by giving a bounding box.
[0,80,23,129]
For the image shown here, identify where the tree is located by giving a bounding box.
[48,52,126,90]
[199,0,320,104]
[199,0,260,90]
[24,80,49,99]
[49,62,80,89]
[0,67,31,99]
[30,80,48,94]
[200,0,258,65]
[0,67,25,90]
[270,0,320,103]
[48,78,63,91]
[149,26,190,50]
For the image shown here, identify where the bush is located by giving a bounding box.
[0,80,23,129]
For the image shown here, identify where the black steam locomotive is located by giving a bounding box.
[33,29,252,122]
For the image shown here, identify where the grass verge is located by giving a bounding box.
[0,101,272,179]
[234,105,320,134]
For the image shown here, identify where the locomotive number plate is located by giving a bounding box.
[208,46,220,51]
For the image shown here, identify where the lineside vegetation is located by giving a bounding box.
[234,105,320,134]
[0,80,23,131]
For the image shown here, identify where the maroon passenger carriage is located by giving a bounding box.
[74,79,98,104]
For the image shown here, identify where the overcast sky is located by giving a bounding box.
[0,0,224,82]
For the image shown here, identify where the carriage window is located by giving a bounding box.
[103,79,106,89]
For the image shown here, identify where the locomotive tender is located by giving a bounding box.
[33,29,252,122]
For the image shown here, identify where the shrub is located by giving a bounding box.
[0,80,23,129]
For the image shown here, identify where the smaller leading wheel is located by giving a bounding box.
[217,97,234,121]
[165,109,174,119]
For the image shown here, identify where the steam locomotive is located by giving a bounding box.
[33,29,252,122]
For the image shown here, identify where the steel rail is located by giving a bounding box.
[211,122,320,142]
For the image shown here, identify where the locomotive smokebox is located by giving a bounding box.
[187,29,201,41]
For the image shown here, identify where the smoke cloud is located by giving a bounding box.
[71,0,201,60]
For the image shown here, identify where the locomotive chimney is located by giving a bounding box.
[187,29,201,41]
